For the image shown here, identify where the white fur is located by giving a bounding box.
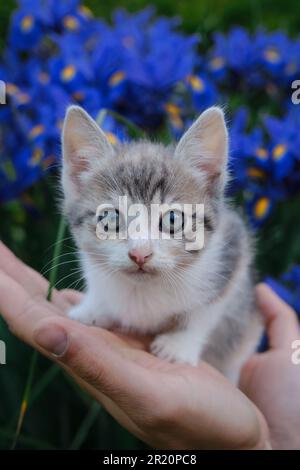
[63,105,262,383]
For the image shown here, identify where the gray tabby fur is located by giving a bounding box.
[61,105,262,384]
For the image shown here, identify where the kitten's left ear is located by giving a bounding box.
[175,107,228,191]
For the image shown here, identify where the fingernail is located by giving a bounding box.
[34,324,68,357]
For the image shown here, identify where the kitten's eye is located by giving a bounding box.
[97,208,120,233]
[159,210,184,235]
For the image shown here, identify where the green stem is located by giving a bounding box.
[1,428,57,450]
[10,351,38,450]
[69,402,101,450]
[96,108,145,139]
[11,216,66,449]
[46,217,67,301]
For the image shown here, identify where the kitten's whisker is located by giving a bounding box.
[54,268,85,289]
[41,259,79,277]
[44,236,74,253]
[41,250,81,271]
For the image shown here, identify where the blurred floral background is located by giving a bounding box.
[0,0,300,450]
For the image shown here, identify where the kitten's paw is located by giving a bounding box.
[68,304,113,328]
[150,332,199,366]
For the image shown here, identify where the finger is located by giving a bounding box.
[239,353,260,391]
[60,289,84,306]
[0,241,48,295]
[33,318,160,412]
[0,270,61,341]
[256,283,299,349]
[0,242,71,311]
[0,267,155,408]
[0,272,146,439]
[0,269,144,359]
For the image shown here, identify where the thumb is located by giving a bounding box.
[256,283,299,349]
[33,318,157,410]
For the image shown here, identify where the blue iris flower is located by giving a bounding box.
[110,8,198,128]
[229,109,269,192]
[246,190,275,227]
[264,114,296,181]
[185,73,218,112]
[210,28,254,75]
[255,31,291,77]
[1,3,300,211]
[226,106,300,226]
[9,9,43,51]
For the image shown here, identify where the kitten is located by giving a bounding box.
[62,105,262,383]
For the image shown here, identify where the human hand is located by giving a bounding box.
[0,242,270,449]
[240,284,300,450]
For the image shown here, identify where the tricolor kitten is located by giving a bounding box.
[62,105,262,383]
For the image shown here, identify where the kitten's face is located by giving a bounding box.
[62,106,228,282]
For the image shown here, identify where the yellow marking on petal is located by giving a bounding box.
[209,56,225,70]
[79,5,93,17]
[73,91,85,101]
[170,115,184,129]
[247,168,265,178]
[106,132,118,145]
[105,132,118,145]
[29,124,44,140]
[272,144,287,161]
[255,147,268,160]
[63,15,79,31]
[264,47,281,64]
[61,65,76,82]
[29,147,44,166]
[254,197,270,219]
[6,83,19,95]
[17,93,30,104]
[21,15,34,32]
[187,75,204,92]
[38,72,50,84]
[109,71,125,87]
[165,103,180,116]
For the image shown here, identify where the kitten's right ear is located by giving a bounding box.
[174,107,228,194]
[62,106,114,190]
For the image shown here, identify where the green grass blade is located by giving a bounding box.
[30,363,60,405]
[0,428,57,450]
[11,216,66,449]
[47,217,67,301]
[10,350,38,450]
[69,402,101,450]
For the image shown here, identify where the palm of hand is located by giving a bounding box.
[0,242,269,449]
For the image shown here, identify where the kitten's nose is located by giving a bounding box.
[128,247,153,267]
